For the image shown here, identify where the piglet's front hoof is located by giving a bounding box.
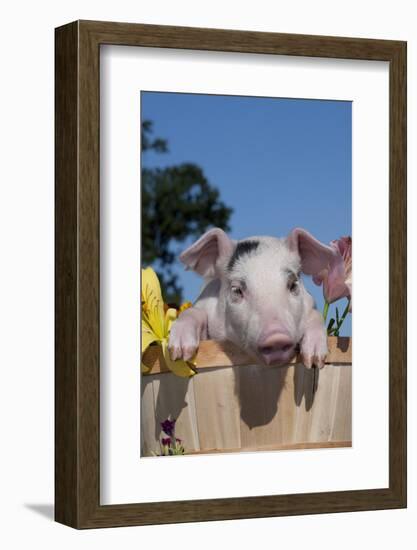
[301,352,326,370]
[300,336,327,369]
[168,342,198,362]
[168,321,200,362]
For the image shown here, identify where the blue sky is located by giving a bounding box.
[141,92,352,335]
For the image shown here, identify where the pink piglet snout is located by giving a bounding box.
[257,329,296,366]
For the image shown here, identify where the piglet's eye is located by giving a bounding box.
[288,278,299,294]
[231,286,244,300]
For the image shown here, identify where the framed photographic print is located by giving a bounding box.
[55,20,406,528]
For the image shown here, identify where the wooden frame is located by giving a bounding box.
[55,20,406,528]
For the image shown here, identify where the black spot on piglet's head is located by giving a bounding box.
[227,240,260,271]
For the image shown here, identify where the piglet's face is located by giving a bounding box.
[223,237,304,365]
[180,227,335,366]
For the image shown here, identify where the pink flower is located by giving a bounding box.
[314,236,352,306]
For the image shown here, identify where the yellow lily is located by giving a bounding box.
[141,267,197,378]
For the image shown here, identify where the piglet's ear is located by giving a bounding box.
[180,228,235,278]
[287,227,336,276]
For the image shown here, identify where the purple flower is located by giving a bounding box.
[161,418,176,436]
[161,437,171,446]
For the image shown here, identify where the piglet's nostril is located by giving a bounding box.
[257,333,294,356]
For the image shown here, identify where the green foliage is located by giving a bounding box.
[141,120,168,154]
[141,120,233,303]
[326,299,351,336]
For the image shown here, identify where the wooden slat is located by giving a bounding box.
[192,367,241,450]
[148,374,200,454]
[186,440,352,455]
[140,377,158,456]
[238,365,293,448]
[308,366,340,442]
[329,366,352,441]
[292,365,317,442]
[142,336,352,375]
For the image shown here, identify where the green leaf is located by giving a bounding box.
[327,318,335,335]
[323,301,330,322]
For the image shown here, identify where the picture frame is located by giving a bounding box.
[55,20,406,528]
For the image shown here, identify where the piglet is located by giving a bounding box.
[168,228,335,369]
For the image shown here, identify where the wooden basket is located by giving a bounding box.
[141,336,352,456]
